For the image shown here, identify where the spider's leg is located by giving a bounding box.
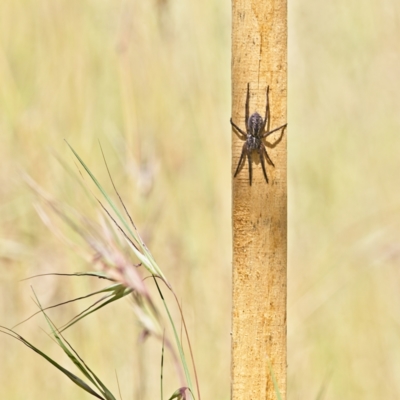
[245,83,250,130]
[234,144,247,178]
[247,152,252,186]
[261,123,287,138]
[263,146,275,167]
[262,85,270,131]
[259,148,269,184]
[230,118,247,139]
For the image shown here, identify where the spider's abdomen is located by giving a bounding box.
[247,112,264,138]
[247,135,261,151]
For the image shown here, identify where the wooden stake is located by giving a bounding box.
[231,0,287,399]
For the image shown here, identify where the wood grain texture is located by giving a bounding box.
[231,0,287,399]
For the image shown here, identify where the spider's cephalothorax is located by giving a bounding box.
[230,83,287,186]
[248,112,264,138]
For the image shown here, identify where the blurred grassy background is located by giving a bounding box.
[0,0,400,399]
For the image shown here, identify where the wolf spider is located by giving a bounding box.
[230,83,287,185]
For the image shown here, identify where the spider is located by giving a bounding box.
[230,83,287,185]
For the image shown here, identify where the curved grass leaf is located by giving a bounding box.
[31,289,117,400]
[0,327,106,400]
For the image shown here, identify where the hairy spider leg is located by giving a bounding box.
[263,146,275,167]
[262,123,287,139]
[245,83,250,130]
[230,118,247,139]
[262,85,270,132]
[259,148,269,183]
[247,151,253,186]
[234,143,247,178]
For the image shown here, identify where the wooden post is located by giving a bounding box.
[231,0,287,399]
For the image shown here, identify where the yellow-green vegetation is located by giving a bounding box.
[0,0,399,399]
[0,1,230,398]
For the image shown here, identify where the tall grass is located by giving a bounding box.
[0,1,230,399]
[1,0,400,399]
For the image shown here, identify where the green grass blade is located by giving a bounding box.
[60,333,117,400]
[32,289,117,399]
[65,141,139,247]
[60,286,132,332]
[22,271,115,281]
[32,290,103,390]
[161,331,165,400]
[153,278,194,399]
[65,141,168,281]
[0,327,105,400]
[13,283,121,329]
[267,357,283,400]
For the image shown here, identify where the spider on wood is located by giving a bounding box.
[230,83,287,185]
